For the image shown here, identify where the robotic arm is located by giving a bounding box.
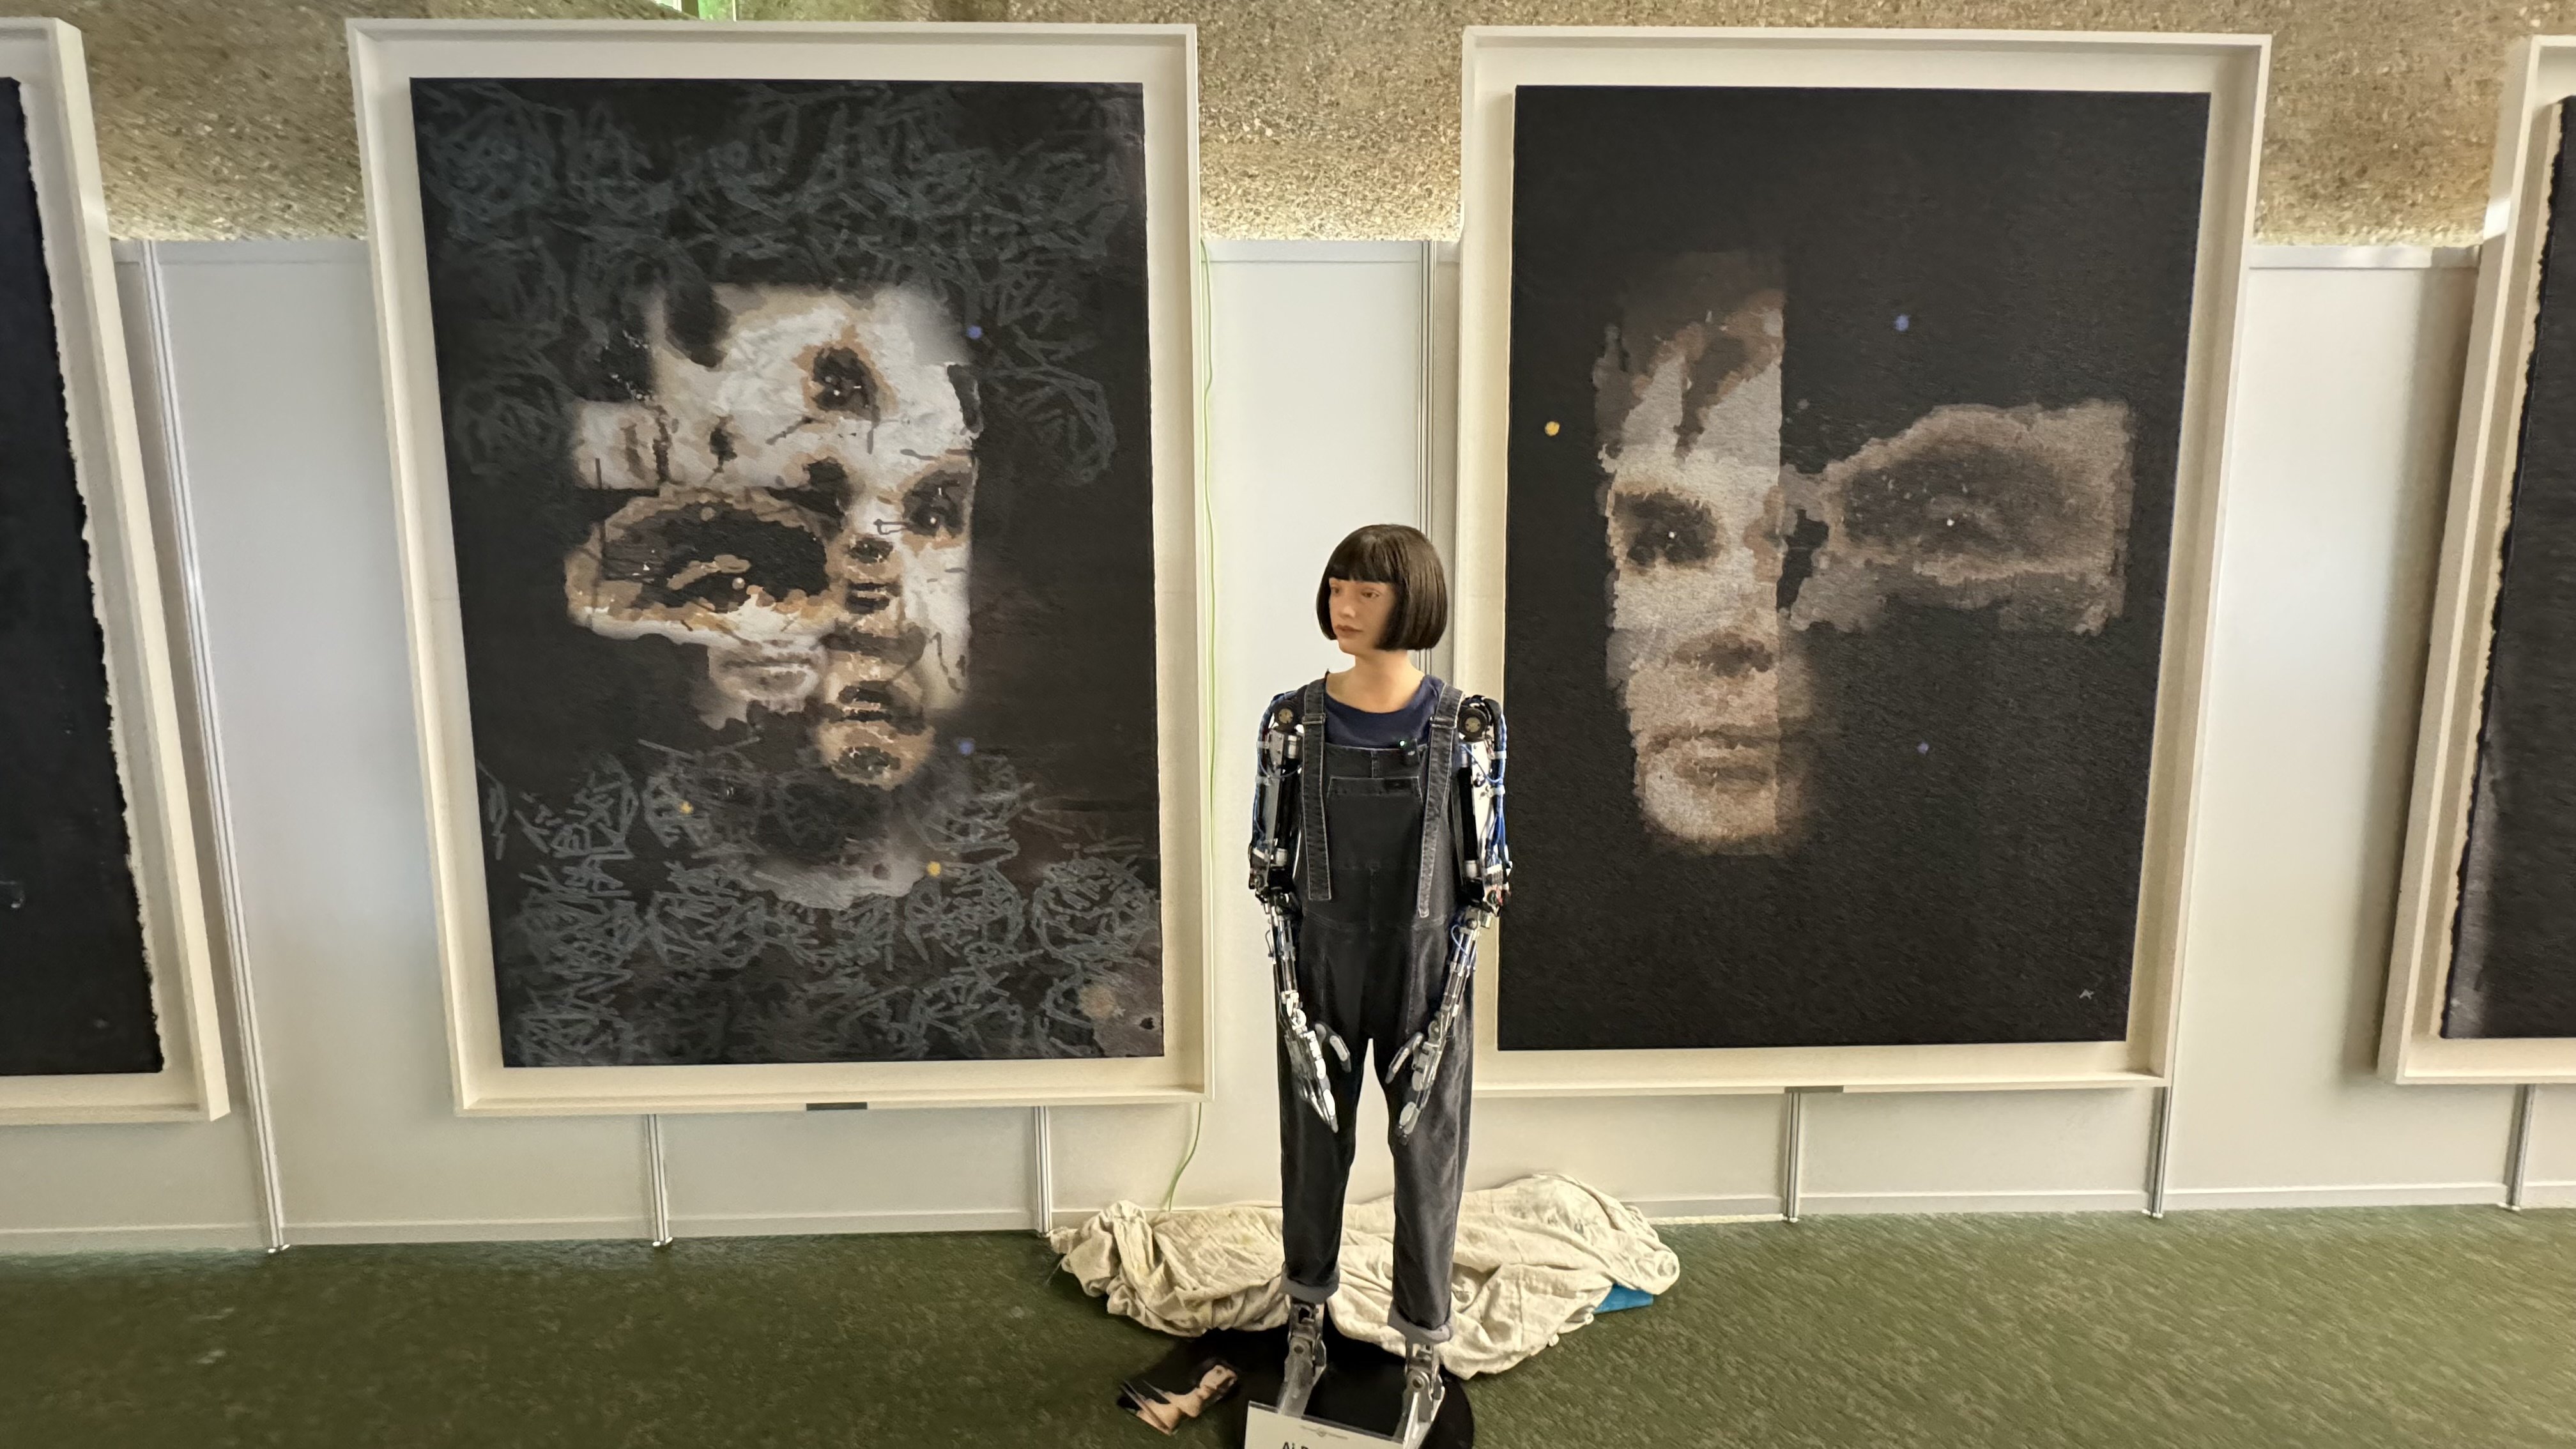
[1251,694,1349,1129]
[1388,696,1511,1137]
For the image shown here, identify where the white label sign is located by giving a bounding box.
[1242,1402,1402,1449]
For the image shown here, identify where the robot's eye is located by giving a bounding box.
[812,347,877,416]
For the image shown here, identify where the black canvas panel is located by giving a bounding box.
[409,79,1162,1067]
[2446,104,2576,1041]
[0,78,161,1077]
[1501,86,2207,1051]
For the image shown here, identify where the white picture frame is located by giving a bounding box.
[349,20,1208,1116]
[1454,27,2268,1096]
[2382,38,2576,1087]
[0,20,229,1125]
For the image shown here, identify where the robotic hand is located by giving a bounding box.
[1266,895,1350,1130]
[1386,905,1487,1138]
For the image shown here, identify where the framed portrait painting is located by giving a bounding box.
[1455,28,2267,1094]
[351,20,1205,1114]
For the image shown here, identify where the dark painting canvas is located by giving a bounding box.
[2445,104,2576,1041]
[1501,86,2209,1051]
[0,78,160,1076]
[410,79,1162,1068]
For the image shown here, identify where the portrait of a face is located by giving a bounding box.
[1502,84,2207,1054]
[565,285,981,790]
[1593,252,2133,855]
[410,77,1163,1069]
[1590,252,1800,851]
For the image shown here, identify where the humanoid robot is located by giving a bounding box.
[1248,524,1511,1448]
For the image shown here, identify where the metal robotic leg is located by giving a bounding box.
[1277,1299,1330,1418]
[1393,1339,1446,1447]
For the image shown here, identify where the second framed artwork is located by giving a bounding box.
[351,21,1206,1114]
[1456,28,2268,1094]
[2383,38,2576,1085]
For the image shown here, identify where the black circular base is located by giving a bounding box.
[1163,1321,1473,1447]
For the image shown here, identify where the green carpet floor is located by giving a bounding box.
[5,1208,2573,1448]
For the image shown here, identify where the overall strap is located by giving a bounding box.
[1413,680,1466,920]
[1296,678,1333,902]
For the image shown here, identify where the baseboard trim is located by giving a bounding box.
[1635,1195,1780,1222]
[2511,1180,2576,1209]
[293,1208,1043,1245]
[0,1222,266,1254]
[1641,1182,2546,1220]
[12,1183,2557,1255]
[1810,1188,2149,1215]
[1637,1188,2148,1219]
[2,1208,1046,1254]
[674,1208,1037,1238]
[287,1216,648,1246]
[2159,1183,2505,1210]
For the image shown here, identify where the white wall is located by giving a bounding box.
[1,239,2564,1252]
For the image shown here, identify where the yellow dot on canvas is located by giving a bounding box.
[1544,420,1561,436]
[926,861,943,877]
[677,801,694,815]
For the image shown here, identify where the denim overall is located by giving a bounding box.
[1276,676,1471,1346]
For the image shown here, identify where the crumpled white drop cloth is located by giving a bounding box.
[1046,1172,1680,1377]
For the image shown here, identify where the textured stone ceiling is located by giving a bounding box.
[3,0,2571,241]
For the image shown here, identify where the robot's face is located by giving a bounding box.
[564,284,980,787]
[1326,576,1396,656]
[1593,263,1798,852]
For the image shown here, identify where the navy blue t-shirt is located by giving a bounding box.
[1322,675,1438,749]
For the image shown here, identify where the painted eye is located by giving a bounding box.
[812,347,877,415]
[901,470,971,538]
[597,502,828,611]
[1614,493,1717,568]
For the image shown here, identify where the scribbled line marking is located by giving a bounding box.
[491,750,1161,1068]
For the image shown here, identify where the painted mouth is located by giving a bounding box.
[831,746,901,783]
[710,654,820,698]
[1643,730,1780,787]
[829,682,927,735]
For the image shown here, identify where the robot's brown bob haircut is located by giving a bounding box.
[1317,524,1450,652]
